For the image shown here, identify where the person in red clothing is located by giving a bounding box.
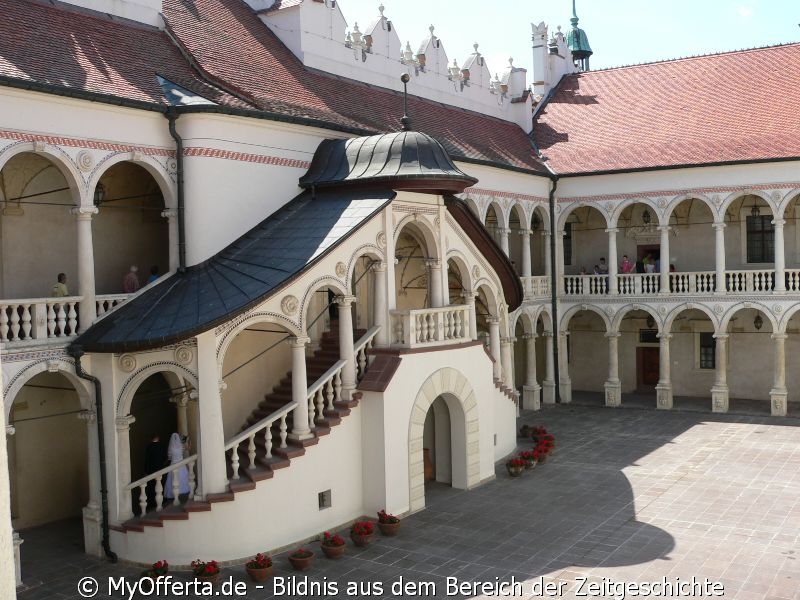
[123,265,140,293]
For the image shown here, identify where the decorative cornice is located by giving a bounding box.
[183,147,309,169]
[558,182,800,204]
[464,187,547,203]
[0,129,173,157]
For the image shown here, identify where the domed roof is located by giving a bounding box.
[299,130,478,194]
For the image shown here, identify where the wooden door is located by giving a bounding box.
[637,347,660,388]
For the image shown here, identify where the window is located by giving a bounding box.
[746,215,774,263]
[563,222,573,266]
[639,329,658,344]
[699,333,715,369]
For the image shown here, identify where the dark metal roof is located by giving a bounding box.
[73,189,394,353]
[299,131,478,194]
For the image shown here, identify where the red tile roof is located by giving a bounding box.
[160,0,546,172]
[0,0,249,108]
[534,44,800,174]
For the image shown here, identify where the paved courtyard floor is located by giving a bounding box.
[16,404,800,599]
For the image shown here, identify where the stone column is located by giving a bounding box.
[522,333,541,410]
[542,331,556,404]
[488,317,502,381]
[711,333,729,413]
[115,414,136,521]
[713,222,726,294]
[607,227,619,295]
[500,336,515,389]
[773,218,786,293]
[656,333,673,409]
[425,260,444,308]
[460,290,478,340]
[78,410,102,556]
[604,332,621,406]
[542,230,552,277]
[520,229,532,277]
[558,331,572,403]
[174,393,189,437]
[557,230,566,282]
[336,295,357,398]
[72,206,98,331]
[196,329,228,494]
[289,335,314,439]
[498,227,510,256]
[770,333,788,416]
[3,419,21,592]
[161,208,179,273]
[659,225,671,294]
[372,261,389,347]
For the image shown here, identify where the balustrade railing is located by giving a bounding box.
[522,276,550,299]
[617,274,660,295]
[390,305,470,348]
[563,275,608,296]
[125,455,198,520]
[354,326,380,381]
[668,271,716,294]
[306,359,346,430]
[96,294,131,317]
[786,269,800,292]
[726,269,774,293]
[0,297,80,343]
[224,403,294,480]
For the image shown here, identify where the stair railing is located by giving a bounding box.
[224,402,296,477]
[124,454,198,519]
[306,359,347,429]
[354,325,380,381]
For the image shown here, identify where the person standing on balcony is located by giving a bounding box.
[598,258,609,275]
[123,265,140,293]
[620,255,634,274]
[147,265,159,285]
[51,273,68,297]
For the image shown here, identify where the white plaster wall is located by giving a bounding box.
[111,400,364,564]
[0,353,16,599]
[57,0,163,28]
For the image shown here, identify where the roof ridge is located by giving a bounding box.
[586,41,800,73]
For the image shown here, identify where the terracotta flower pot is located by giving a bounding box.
[524,459,536,470]
[350,532,374,547]
[195,573,220,586]
[506,464,524,477]
[246,565,273,582]
[538,453,547,463]
[288,553,315,571]
[321,544,346,559]
[378,521,400,536]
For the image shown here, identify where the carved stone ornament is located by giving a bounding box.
[658,305,667,315]
[76,150,94,172]
[772,190,782,203]
[33,140,46,153]
[772,304,783,315]
[712,195,722,207]
[604,306,615,317]
[434,216,441,229]
[604,201,614,213]
[657,198,667,208]
[281,295,299,316]
[714,304,724,315]
[335,262,347,278]
[376,232,387,248]
[174,345,193,365]
[472,265,480,279]
[118,354,137,373]
[167,158,178,173]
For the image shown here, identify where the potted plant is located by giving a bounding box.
[519,450,537,469]
[245,552,273,582]
[191,559,221,586]
[350,520,375,547]
[141,559,169,580]
[320,532,346,559]
[377,510,401,536]
[506,457,525,477]
[288,548,315,571]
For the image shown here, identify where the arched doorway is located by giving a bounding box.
[422,397,452,486]
[564,308,608,406]
[395,221,439,310]
[618,307,662,407]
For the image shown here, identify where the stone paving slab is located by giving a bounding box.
[16,404,800,599]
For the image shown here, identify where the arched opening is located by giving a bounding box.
[422,396,452,488]
[484,202,504,249]
[92,162,169,294]
[665,308,717,409]
[561,205,608,296]
[395,222,437,310]
[446,257,470,304]
[786,310,800,416]
[513,317,528,395]
[666,199,714,275]
[0,152,78,298]
[565,309,608,406]
[724,194,774,284]
[782,193,800,291]
[617,202,662,276]
[530,206,548,276]
[474,284,498,346]
[508,205,525,275]
[351,253,382,332]
[618,308,661,407]
[7,372,88,531]
[725,307,774,413]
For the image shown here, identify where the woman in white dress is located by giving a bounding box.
[164,433,190,503]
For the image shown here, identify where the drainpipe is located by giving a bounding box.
[67,345,118,563]
[547,175,561,402]
[166,109,187,272]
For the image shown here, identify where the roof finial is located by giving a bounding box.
[400,73,412,131]
[571,0,579,27]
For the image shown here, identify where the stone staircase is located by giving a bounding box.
[116,325,365,533]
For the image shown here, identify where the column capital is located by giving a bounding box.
[541,230,551,238]
[460,289,478,300]
[771,332,788,341]
[423,258,442,269]
[713,333,729,340]
[604,331,621,338]
[288,335,311,348]
[501,336,516,345]
[542,330,554,338]
[78,409,96,423]
[161,208,178,219]
[5,425,15,436]
[712,221,726,231]
[521,332,537,340]
[518,229,532,236]
[656,332,673,341]
[71,205,99,219]
[173,394,190,408]
[115,415,136,431]
[772,218,786,227]
[334,294,357,307]
[370,260,387,272]
[487,316,500,325]
[559,330,570,338]
[605,228,620,234]
[497,227,510,235]
[657,225,671,232]
[189,389,199,400]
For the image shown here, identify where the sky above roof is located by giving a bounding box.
[338,0,799,76]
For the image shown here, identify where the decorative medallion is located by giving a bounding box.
[604,306,615,317]
[376,232,386,248]
[472,265,480,279]
[658,306,667,315]
[76,150,94,172]
[772,191,782,203]
[604,202,614,213]
[174,345,193,365]
[772,304,783,314]
[712,195,722,207]
[714,304,724,315]
[167,158,178,173]
[434,216,441,229]
[657,198,667,208]
[119,354,137,373]
[281,295,299,316]
[335,262,347,278]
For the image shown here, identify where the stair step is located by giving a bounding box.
[158,506,190,520]
[229,478,257,493]
[206,492,235,503]
[183,500,212,512]
[139,514,165,527]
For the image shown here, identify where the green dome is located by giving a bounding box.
[566,1,592,60]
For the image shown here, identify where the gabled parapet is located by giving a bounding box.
[531,21,579,97]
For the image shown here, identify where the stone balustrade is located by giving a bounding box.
[390,305,471,348]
